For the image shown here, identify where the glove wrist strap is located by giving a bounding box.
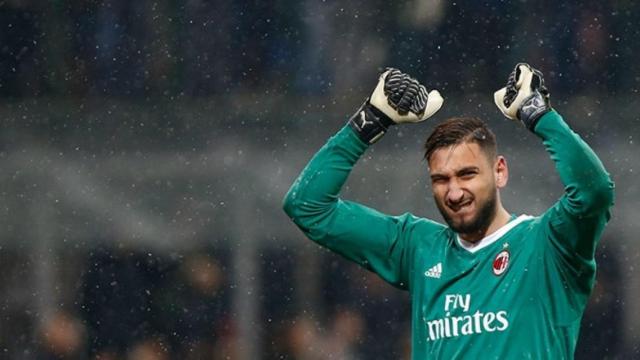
[517,92,551,131]
[348,100,395,144]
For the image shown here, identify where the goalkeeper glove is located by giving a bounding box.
[494,63,551,131]
[349,68,443,144]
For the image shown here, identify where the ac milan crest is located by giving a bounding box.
[492,250,510,276]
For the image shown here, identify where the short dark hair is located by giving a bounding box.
[424,117,497,163]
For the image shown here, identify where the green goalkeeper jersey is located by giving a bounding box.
[283,111,614,359]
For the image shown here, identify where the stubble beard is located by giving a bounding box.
[436,189,498,238]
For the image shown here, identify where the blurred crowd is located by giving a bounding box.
[31,248,234,359]
[0,239,625,359]
[0,0,638,99]
[23,247,413,359]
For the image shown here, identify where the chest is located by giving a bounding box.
[413,235,541,324]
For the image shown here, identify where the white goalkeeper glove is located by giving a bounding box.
[349,68,444,144]
[494,63,551,131]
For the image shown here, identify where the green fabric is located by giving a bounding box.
[283,110,614,359]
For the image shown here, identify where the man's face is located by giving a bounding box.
[428,142,507,236]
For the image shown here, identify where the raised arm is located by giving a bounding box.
[494,63,614,270]
[283,69,444,288]
[534,110,614,258]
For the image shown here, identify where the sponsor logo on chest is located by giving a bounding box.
[424,293,510,342]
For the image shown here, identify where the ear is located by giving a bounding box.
[494,156,508,188]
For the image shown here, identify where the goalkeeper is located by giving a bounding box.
[283,64,614,358]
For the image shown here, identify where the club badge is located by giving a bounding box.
[492,250,510,276]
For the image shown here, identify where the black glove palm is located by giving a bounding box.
[494,63,551,130]
[349,68,443,144]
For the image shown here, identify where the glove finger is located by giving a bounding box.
[531,68,545,90]
[397,78,419,115]
[531,68,551,104]
[421,90,444,120]
[384,69,407,109]
[503,67,520,107]
[502,64,533,109]
[411,85,429,116]
[494,87,516,120]
[515,64,533,89]
[516,65,534,93]
[514,63,532,88]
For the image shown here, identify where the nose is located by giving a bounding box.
[447,184,464,204]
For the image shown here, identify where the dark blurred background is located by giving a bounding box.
[0,0,638,359]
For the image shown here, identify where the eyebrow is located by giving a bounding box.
[430,166,480,180]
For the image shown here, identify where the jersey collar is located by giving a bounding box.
[456,214,533,253]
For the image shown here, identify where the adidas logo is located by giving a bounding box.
[425,263,442,279]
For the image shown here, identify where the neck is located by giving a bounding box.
[459,205,511,243]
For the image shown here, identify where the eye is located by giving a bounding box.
[459,170,477,180]
[431,176,448,184]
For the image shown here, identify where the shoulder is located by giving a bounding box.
[397,213,447,233]
[507,214,546,239]
[395,213,450,251]
[513,214,541,229]
[496,215,544,248]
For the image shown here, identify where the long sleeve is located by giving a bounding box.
[282,125,422,289]
[534,111,615,309]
